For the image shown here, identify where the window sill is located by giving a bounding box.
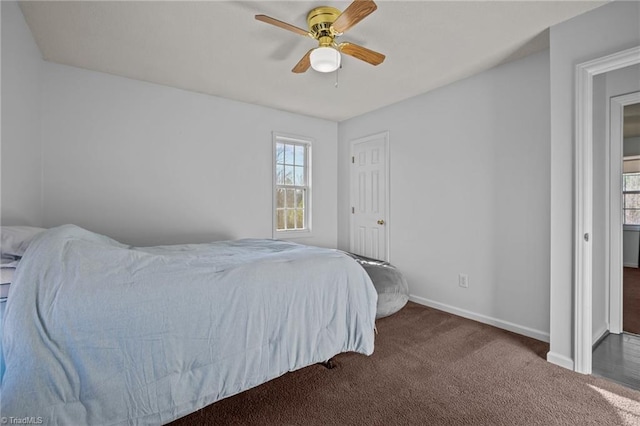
[623,225,640,232]
[274,229,312,240]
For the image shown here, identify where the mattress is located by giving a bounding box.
[1,225,377,425]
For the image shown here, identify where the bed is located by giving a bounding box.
[0,225,377,425]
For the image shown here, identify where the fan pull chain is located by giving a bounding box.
[335,65,341,88]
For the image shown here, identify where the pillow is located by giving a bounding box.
[344,252,409,319]
[1,268,13,300]
[0,257,18,268]
[1,226,47,258]
[0,267,13,285]
[1,257,18,301]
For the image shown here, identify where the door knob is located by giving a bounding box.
[377,219,385,225]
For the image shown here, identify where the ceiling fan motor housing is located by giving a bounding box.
[307,6,341,45]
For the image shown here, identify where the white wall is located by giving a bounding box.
[338,50,551,341]
[549,0,640,369]
[40,63,338,247]
[1,1,43,226]
[623,230,639,267]
[624,136,640,156]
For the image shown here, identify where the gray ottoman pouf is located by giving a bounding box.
[346,253,409,318]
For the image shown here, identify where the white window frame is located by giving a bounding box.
[272,132,312,239]
[623,155,640,231]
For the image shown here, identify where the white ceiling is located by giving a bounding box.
[19,0,606,122]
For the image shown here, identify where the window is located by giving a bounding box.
[273,133,311,237]
[623,156,640,225]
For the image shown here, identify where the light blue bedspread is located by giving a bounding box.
[0,225,377,425]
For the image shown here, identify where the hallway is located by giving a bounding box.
[592,268,640,390]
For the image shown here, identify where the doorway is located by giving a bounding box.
[610,94,640,336]
[574,46,640,375]
[349,131,390,261]
[592,94,640,390]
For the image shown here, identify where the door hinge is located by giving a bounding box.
[352,156,355,163]
[352,207,355,214]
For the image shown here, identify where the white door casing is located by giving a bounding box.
[349,132,390,261]
[609,92,640,335]
[574,45,640,375]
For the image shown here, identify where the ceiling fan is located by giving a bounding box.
[255,0,385,74]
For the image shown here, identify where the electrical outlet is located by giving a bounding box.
[458,273,469,288]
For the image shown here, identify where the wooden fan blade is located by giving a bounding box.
[339,42,385,66]
[292,49,313,73]
[331,0,377,34]
[255,14,310,37]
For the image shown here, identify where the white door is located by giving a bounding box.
[350,132,389,261]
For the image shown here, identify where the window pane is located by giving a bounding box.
[286,189,295,208]
[295,188,304,208]
[276,143,285,164]
[276,165,284,185]
[285,144,294,165]
[296,209,304,229]
[284,166,293,184]
[625,193,640,209]
[294,166,305,186]
[295,145,305,166]
[276,209,285,230]
[276,188,285,208]
[286,209,295,229]
[625,209,640,225]
[624,173,640,191]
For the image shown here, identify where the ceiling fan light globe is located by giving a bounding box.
[310,47,341,73]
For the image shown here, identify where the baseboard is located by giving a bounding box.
[623,262,638,268]
[546,351,575,370]
[408,295,550,343]
[592,325,609,348]
[593,329,609,348]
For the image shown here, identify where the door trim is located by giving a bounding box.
[574,46,640,374]
[609,92,640,334]
[349,131,390,261]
